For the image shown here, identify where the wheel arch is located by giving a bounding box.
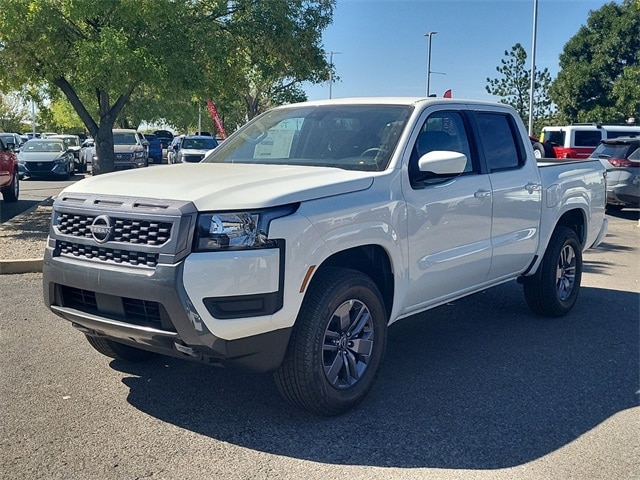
[555,208,587,247]
[313,244,394,319]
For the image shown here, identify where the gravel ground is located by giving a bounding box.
[0,201,52,260]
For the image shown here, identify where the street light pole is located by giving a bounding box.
[326,51,342,99]
[528,0,539,135]
[424,31,438,97]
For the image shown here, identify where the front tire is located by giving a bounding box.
[523,227,582,317]
[2,170,19,202]
[274,268,387,416]
[85,335,156,362]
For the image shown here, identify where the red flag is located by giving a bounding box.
[443,89,452,98]
[206,101,227,139]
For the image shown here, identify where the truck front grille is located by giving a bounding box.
[57,213,172,246]
[58,241,159,267]
[50,194,197,269]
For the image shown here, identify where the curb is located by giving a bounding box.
[0,258,43,275]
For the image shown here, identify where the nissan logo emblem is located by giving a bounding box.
[89,215,114,243]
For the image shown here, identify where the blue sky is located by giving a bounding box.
[304,0,610,102]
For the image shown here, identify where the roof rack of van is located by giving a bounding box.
[570,122,639,127]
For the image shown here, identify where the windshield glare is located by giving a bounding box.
[23,141,63,152]
[182,138,217,149]
[202,105,412,171]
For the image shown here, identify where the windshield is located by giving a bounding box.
[113,132,138,145]
[23,140,63,152]
[182,137,218,149]
[202,104,412,171]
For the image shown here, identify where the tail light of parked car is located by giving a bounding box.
[608,157,637,167]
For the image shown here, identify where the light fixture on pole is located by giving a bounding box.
[326,51,342,99]
[424,31,438,97]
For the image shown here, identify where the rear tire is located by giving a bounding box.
[85,335,156,362]
[523,227,582,317]
[532,142,545,159]
[274,267,387,416]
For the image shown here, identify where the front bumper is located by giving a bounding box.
[44,249,291,372]
[19,161,69,177]
[42,195,291,372]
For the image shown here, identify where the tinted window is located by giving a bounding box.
[574,131,602,147]
[476,113,524,171]
[409,111,475,186]
[606,130,640,139]
[545,130,564,145]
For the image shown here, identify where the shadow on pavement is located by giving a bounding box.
[0,199,42,223]
[111,281,639,469]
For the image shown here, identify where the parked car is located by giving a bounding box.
[40,132,59,139]
[111,129,148,170]
[50,134,85,172]
[17,138,74,179]
[0,133,23,152]
[153,130,174,163]
[167,135,183,164]
[172,135,218,163]
[590,136,640,210]
[79,138,95,167]
[0,137,19,202]
[142,133,163,164]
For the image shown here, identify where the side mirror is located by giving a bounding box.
[418,150,467,176]
[141,139,150,147]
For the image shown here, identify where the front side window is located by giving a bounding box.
[476,113,524,171]
[202,105,412,172]
[408,111,475,187]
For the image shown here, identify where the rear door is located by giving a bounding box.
[473,109,542,280]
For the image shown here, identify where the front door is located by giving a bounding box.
[402,109,493,312]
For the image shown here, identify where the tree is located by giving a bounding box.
[486,43,555,135]
[549,0,640,123]
[0,92,28,133]
[0,0,334,174]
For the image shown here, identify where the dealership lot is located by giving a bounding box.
[0,207,638,479]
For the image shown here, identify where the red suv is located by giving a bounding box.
[0,137,19,202]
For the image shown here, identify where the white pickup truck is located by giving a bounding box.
[44,98,607,415]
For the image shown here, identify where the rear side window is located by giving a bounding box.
[606,130,640,139]
[574,131,602,147]
[476,113,524,171]
[544,130,564,145]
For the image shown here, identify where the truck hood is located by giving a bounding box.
[114,145,142,153]
[61,163,375,210]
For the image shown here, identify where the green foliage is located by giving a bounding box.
[486,43,555,134]
[549,0,640,123]
[0,0,334,173]
[0,93,28,132]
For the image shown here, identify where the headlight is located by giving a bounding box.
[194,205,297,251]
[53,157,67,163]
[134,150,145,159]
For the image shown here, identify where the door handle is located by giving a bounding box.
[474,189,491,199]
[525,182,542,194]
